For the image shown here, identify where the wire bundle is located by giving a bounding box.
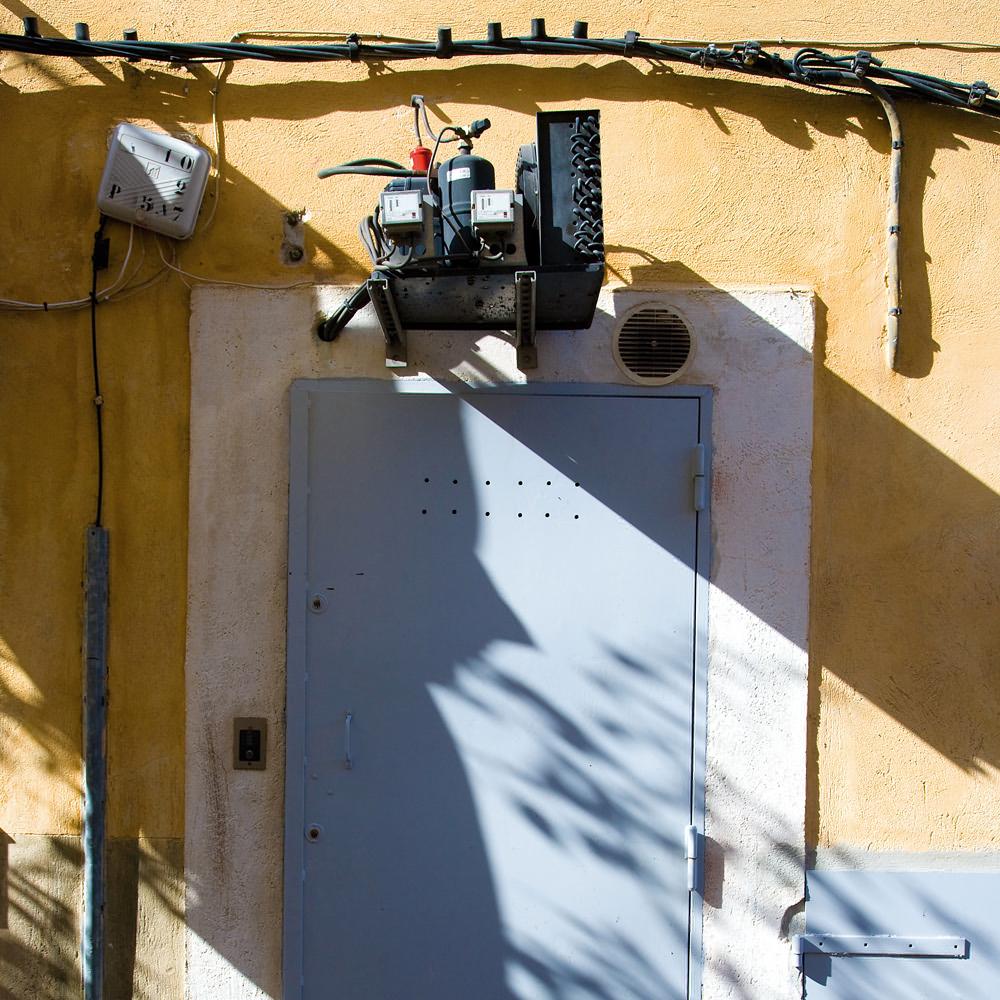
[3,22,999,117]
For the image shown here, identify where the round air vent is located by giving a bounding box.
[613,304,693,385]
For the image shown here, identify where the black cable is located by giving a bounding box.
[2,30,998,118]
[318,165,421,178]
[90,218,110,527]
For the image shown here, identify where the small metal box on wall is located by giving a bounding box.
[233,717,267,770]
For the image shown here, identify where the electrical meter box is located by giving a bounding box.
[97,123,211,239]
[379,190,424,235]
[471,189,516,232]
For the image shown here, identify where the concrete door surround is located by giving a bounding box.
[185,283,813,1000]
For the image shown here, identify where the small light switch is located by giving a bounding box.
[233,717,267,770]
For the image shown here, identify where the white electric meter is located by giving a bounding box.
[379,190,424,235]
[471,189,515,231]
[96,123,211,239]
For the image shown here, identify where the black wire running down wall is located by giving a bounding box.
[4,19,1000,119]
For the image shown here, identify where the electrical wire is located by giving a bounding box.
[415,97,460,145]
[857,78,904,370]
[153,237,317,290]
[0,224,136,311]
[644,36,1000,51]
[4,28,998,118]
[318,164,420,178]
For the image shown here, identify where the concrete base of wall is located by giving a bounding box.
[0,834,81,999]
[0,834,183,1000]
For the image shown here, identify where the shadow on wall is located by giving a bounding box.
[288,384,702,998]
[188,274,997,997]
[157,57,1000,381]
[1,18,999,997]
[6,37,1000,376]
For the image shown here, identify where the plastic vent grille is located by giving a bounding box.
[614,307,692,384]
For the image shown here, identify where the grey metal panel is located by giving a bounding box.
[804,870,1000,998]
[83,525,109,1000]
[285,380,709,1000]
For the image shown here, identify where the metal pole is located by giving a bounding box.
[82,525,109,1000]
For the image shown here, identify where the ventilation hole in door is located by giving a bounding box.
[613,305,693,385]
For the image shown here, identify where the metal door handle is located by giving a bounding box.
[344,712,353,770]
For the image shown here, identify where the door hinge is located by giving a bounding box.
[691,444,707,512]
[685,824,703,893]
[792,934,968,971]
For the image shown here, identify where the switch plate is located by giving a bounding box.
[233,717,267,770]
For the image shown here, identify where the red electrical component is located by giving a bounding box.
[409,146,432,172]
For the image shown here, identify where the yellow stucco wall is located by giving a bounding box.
[1,3,998,984]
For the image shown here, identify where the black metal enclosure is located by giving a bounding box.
[320,109,605,370]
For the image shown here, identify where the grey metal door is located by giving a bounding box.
[285,381,709,1000]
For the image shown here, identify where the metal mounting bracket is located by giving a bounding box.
[793,934,968,971]
[367,275,407,368]
[685,824,704,893]
[513,269,538,371]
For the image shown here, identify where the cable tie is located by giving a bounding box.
[486,22,503,44]
[889,225,901,234]
[892,139,904,149]
[623,30,639,55]
[530,18,546,40]
[742,40,761,66]
[346,32,361,62]
[969,80,996,106]
[889,307,902,316]
[852,50,881,77]
[436,27,453,58]
[42,301,48,311]
[573,21,589,39]
[701,43,719,69]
